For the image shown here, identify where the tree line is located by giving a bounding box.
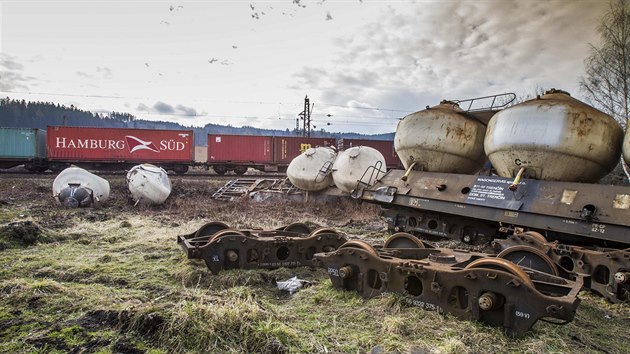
[0,98,394,146]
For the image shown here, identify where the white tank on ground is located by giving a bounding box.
[52,166,110,207]
[395,101,487,174]
[127,164,172,205]
[332,146,386,194]
[287,147,336,191]
[485,89,624,182]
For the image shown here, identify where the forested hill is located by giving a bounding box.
[0,98,395,145]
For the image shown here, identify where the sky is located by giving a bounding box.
[0,0,610,134]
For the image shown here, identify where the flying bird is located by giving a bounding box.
[232,45,238,49]
[208,58,218,64]
[144,63,149,67]
[326,12,332,20]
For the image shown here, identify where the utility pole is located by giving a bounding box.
[304,96,310,137]
[297,96,315,137]
[299,95,314,137]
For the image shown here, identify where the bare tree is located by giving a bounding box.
[580,0,630,130]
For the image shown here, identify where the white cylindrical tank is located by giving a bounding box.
[395,101,487,174]
[52,166,110,207]
[287,147,336,191]
[332,146,386,194]
[127,164,172,205]
[485,89,624,182]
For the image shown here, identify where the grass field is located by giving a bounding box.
[1,174,629,353]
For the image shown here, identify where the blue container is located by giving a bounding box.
[0,127,47,169]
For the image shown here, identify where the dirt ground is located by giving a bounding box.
[1,173,630,353]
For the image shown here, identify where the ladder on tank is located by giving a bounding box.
[451,92,516,124]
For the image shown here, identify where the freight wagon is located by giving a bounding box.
[339,138,403,169]
[0,127,48,171]
[46,126,194,173]
[207,134,336,174]
[0,126,398,175]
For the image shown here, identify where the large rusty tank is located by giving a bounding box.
[485,89,623,182]
[394,101,487,174]
[287,146,336,191]
[332,146,386,194]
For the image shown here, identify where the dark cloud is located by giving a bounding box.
[0,54,36,91]
[175,104,197,116]
[293,0,605,111]
[153,101,175,114]
[137,101,198,117]
[1,55,24,71]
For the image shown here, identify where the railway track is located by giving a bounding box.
[0,170,286,180]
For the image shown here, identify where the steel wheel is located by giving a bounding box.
[465,258,534,288]
[384,232,425,249]
[338,240,379,257]
[194,221,230,238]
[497,245,559,276]
[308,227,339,237]
[208,229,247,244]
[519,231,547,245]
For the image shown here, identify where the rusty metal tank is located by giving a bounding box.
[287,147,336,191]
[332,146,386,194]
[394,101,487,173]
[485,89,623,182]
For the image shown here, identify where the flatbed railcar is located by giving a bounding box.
[0,126,401,175]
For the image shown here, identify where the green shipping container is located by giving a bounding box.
[0,127,47,168]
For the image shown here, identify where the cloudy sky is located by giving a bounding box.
[0,0,609,134]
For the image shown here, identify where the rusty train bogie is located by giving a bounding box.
[312,238,582,336]
[493,233,630,303]
[358,168,630,304]
[177,223,347,274]
[178,223,587,335]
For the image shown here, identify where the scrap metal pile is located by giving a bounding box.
[178,223,586,336]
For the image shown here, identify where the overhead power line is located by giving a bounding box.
[0,90,415,116]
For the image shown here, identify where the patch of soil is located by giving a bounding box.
[81,211,112,222]
[0,221,42,250]
[0,318,24,332]
[75,309,121,330]
[112,339,145,354]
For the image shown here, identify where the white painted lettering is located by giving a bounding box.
[55,137,66,148]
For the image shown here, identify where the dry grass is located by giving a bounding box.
[1,174,630,353]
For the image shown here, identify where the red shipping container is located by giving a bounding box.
[273,136,336,164]
[341,139,403,168]
[47,126,194,162]
[207,134,273,163]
